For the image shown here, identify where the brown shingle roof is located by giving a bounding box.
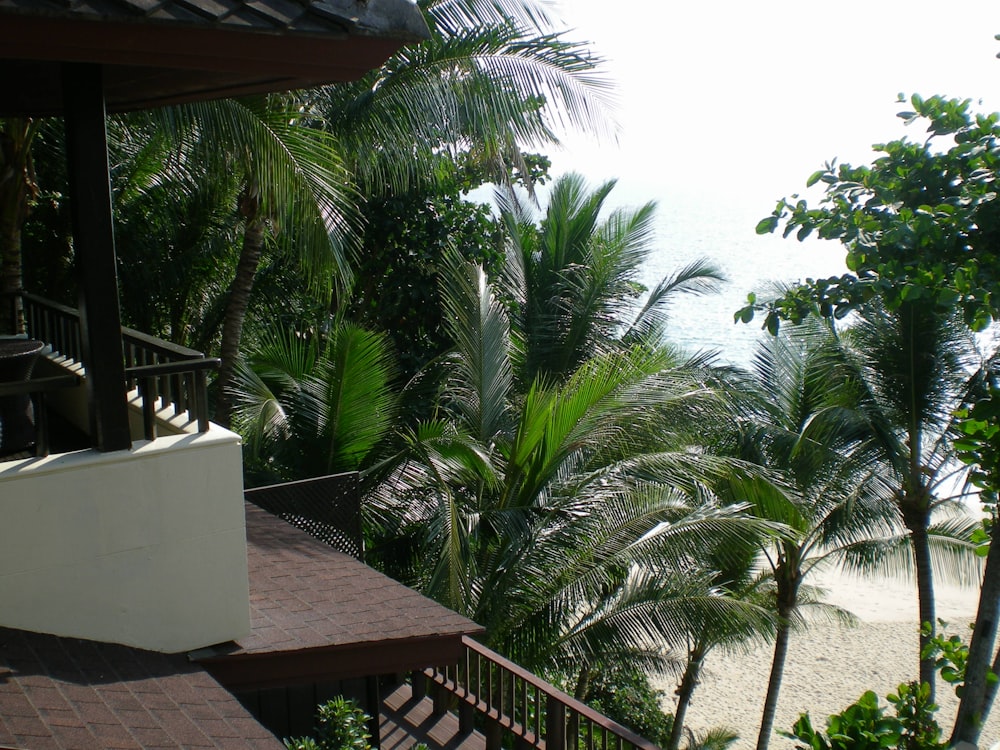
[0,0,419,38]
[241,503,479,653]
[0,628,284,750]
[196,505,483,690]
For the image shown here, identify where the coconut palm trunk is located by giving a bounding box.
[756,560,799,750]
[667,645,706,750]
[215,208,265,428]
[902,499,937,696]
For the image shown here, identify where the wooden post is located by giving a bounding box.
[546,696,565,750]
[432,678,448,716]
[60,62,131,452]
[459,700,475,736]
[366,675,381,749]
[411,670,426,700]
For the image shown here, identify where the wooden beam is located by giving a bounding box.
[60,63,131,452]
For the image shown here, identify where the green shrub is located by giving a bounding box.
[284,697,372,750]
[783,682,943,750]
[583,667,675,748]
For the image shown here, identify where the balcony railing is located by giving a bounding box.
[418,636,660,750]
[20,293,218,440]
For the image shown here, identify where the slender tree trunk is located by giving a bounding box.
[903,499,937,698]
[0,118,37,335]
[215,215,266,427]
[982,640,1000,721]
[951,519,1000,745]
[668,646,705,750]
[757,562,799,750]
[573,666,593,702]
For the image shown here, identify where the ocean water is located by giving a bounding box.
[633,186,847,368]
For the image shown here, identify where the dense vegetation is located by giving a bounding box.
[5,3,1000,748]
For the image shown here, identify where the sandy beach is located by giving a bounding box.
[653,571,999,749]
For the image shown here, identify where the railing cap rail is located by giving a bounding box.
[125,358,221,378]
[122,327,205,360]
[21,291,205,361]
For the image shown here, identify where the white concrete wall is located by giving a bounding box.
[0,428,250,653]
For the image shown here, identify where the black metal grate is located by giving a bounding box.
[245,472,364,561]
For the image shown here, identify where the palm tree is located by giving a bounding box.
[665,537,774,750]
[369,253,783,684]
[115,0,616,426]
[146,97,360,426]
[838,300,989,696]
[106,114,243,347]
[317,0,617,197]
[230,319,398,485]
[723,320,906,750]
[499,172,725,383]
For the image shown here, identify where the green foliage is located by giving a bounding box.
[920,619,999,697]
[500,172,724,382]
[345,188,505,384]
[741,95,1000,335]
[319,1,615,197]
[783,683,944,750]
[232,319,399,484]
[887,682,944,750]
[920,620,973,694]
[954,377,1000,515]
[284,697,372,750]
[369,253,784,683]
[583,666,675,748]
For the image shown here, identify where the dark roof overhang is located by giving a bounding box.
[0,0,430,116]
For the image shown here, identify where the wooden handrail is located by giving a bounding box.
[126,359,220,439]
[125,358,221,378]
[18,293,218,441]
[422,635,661,750]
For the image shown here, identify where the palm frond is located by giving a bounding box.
[439,253,516,444]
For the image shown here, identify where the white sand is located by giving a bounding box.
[653,571,1000,749]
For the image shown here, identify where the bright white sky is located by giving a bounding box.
[535,1,1000,358]
[548,0,1000,209]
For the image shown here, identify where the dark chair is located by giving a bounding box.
[0,338,44,454]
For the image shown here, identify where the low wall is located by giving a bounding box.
[0,427,250,653]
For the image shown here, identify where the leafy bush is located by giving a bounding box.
[284,697,372,750]
[583,667,675,748]
[783,682,943,750]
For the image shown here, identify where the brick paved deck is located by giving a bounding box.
[0,503,483,749]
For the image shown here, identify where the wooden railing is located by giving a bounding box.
[419,636,660,750]
[20,293,217,439]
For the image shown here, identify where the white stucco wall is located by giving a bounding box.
[0,428,250,653]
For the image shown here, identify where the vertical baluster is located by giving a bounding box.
[411,670,426,701]
[171,371,183,415]
[72,312,81,360]
[519,675,527,737]
[484,658,502,750]
[459,648,474,736]
[535,685,541,745]
[195,369,210,432]
[137,375,156,440]
[567,709,579,750]
[507,669,515,730]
